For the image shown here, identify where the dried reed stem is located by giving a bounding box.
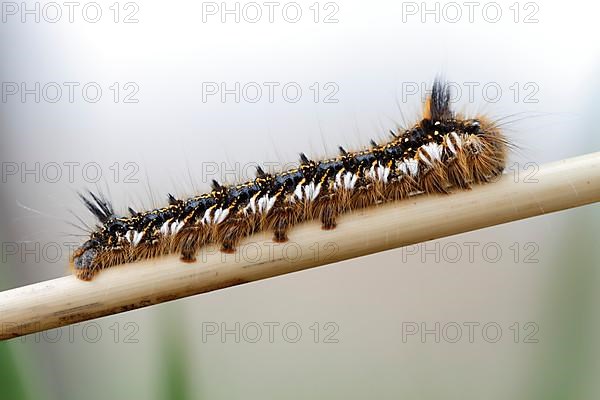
[1,152,599,340]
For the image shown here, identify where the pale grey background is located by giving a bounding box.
[1,0,599,399]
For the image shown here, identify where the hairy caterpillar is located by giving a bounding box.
[71,79,510,280]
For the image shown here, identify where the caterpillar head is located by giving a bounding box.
[71,238,101,280]
[70,191,117,280]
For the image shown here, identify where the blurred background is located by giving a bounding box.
[1,0,599,398]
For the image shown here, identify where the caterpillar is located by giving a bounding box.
[71,78,510,281]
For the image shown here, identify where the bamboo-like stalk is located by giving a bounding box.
[1,152,599,341]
